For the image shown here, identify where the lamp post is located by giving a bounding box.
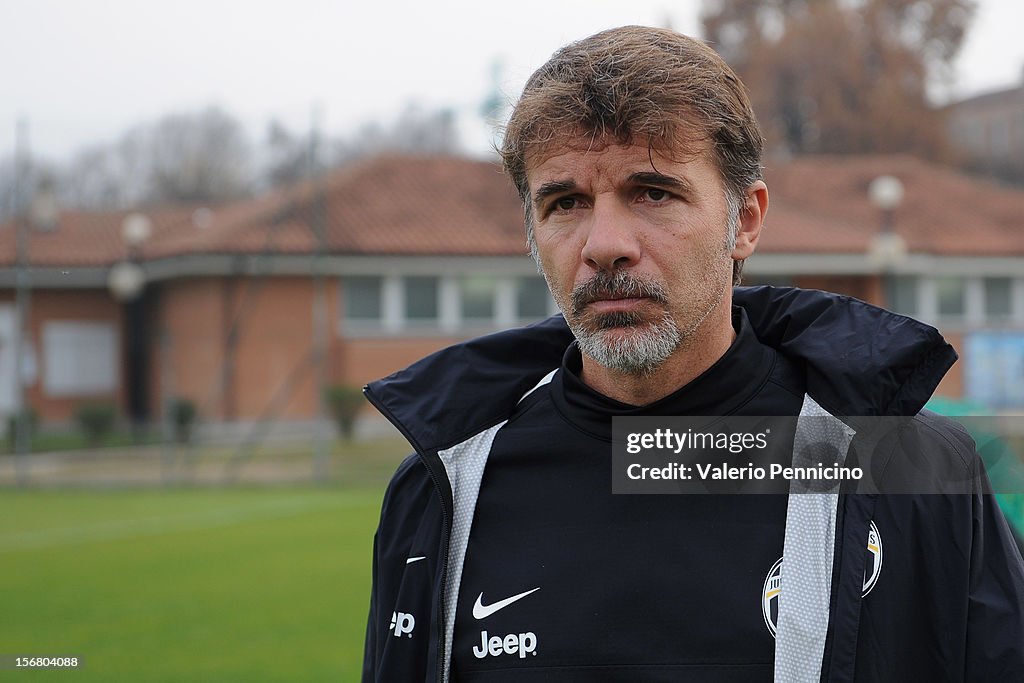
[868,175,907,309]
[12,120,31,486]
[108,213,152,444]
[309,106,330,483]
[11,123,58,486]
[108,213,151,299]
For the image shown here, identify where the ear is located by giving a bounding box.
[731,180,768,260]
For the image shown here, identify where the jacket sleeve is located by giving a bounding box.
[361,453,438,683]
[965,458,1024,680]
[362,455,406,683]
[361,526,381,683]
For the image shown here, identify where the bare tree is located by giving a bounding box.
[0,154,61,224]
[146,106,253,203]
[259,103,463,189]
[60,131,149,209]
[264,119,310,188]
[56,106,254,209]
[701,0,976,157]
[331,103,461,166]
[0,156,16,222]
[21,102,464,209]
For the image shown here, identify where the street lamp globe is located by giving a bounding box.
[108,261,146,301]
[122,212,153,248]
[867,174,908,273]
[868,175,905,211]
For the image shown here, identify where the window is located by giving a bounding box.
[936,277,966,319]
[460,276,497,322]
[0,305,17,412]
[887,276,918,316]
[344,276,382,320]
[404,276,439,322]
[984,278,1013,320]
[990,119,1011,157]
[43,321,118,396]
[884,275,1022,327]
[516,277,552,320]
[340,272,560,335]
[966,121,985,152]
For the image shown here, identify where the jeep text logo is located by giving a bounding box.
[390,611,415,638]
[472,630,537,659]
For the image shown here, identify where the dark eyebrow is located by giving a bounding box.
[532,180,577,210]
[628,172,693,194]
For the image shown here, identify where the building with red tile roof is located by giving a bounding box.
[2,152,1023,429]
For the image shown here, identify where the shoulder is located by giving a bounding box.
[862,411,981,495]
[377,453,436,529]
[383,452,433,500]
[906,410,978,475]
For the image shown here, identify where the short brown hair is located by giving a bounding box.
[501,25,764,284]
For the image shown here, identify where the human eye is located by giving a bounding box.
[554,196,579,212]
[543,195,584,218]
[639,187,671,203]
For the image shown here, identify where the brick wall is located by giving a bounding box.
[339,337,469,388]
[151,276,341,421]
[151,276,471,422]
[0,274,977,427]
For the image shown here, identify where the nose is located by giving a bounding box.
[580,200,641,272]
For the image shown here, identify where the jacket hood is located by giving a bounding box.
[364,286,957,453]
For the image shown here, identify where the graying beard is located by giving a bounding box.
[571,311,682,377]
[569,274,728,377]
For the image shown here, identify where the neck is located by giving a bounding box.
[579,299,736,406]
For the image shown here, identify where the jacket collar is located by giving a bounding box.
[734,286,957,417]
[364,286,958,453]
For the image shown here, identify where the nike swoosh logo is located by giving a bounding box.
[473,587,540,620]
[406,556,426,564]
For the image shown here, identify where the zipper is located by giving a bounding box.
[421,455,453,683]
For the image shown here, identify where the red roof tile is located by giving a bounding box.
[1,152,1022,267]
[762,155,1024,256]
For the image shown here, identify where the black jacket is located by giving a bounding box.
[362,286,1024,682]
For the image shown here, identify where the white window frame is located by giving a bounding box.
[42,321,119,397]
[917,275,1024,329]
[339,270,557,337]
[341,275,386,327]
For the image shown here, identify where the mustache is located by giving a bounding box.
[570,271,669,317]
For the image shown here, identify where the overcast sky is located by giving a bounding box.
[2,0,1022,163]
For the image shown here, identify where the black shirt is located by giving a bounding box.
[452,309,806,681]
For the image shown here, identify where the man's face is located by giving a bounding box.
[526,138,759,375]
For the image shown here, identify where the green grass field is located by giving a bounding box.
[0,485,389,682]
[6,431,1019,683]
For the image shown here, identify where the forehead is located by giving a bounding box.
[524,136,720,192]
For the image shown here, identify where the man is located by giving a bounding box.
[362,26,1024,682]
